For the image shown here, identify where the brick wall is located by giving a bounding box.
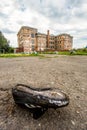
[17,26,73,53]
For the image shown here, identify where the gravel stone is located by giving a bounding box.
[0,55,87,130]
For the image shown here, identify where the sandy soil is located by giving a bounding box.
[0,55,87,130]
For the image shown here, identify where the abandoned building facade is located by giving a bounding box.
[17,26,73,53]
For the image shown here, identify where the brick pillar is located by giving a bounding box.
[47,30,50,48]
[35,35,38,51]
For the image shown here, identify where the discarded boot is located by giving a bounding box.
[12,84,69,119]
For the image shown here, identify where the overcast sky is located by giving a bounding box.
[0,0,87,48]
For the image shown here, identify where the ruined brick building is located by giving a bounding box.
[17,26,73,53]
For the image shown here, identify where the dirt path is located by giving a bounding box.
[0,56,87,130]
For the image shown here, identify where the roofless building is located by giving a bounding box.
[17,26,73,53]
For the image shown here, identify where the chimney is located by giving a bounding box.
[47,30,49,36]
[47,30,50,48]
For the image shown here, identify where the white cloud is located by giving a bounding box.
[0,0,87,48]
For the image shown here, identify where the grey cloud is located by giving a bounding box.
[40,0,86,23]
[17,20,25,25]
[74,10,87,19]
[19,4,26,12]
[1,0,87,48]
[66,0,83,8]
[15,0,66,22]
[2,28,16,34]
[0,12,8,19]
[80,37,87,40]
[15,0,27,12]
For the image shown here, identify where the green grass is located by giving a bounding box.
[58,51,70,55]
[0,53,39,58]
[0,49,87,58]
[74,51,87,55]
[42,51,55,54]
[71,50,87,55]
[56,50,87,55]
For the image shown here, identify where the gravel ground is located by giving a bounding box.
[0,55,87,130]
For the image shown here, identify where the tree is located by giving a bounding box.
[0,31,13,53]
